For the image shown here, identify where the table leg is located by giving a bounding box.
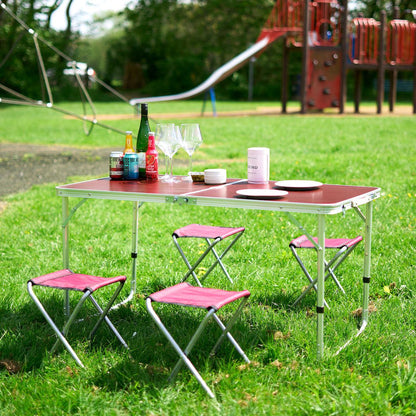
[61,197,87,315]
[361,200,373,327]
[112,201,140,308]
[335,200,374,355]
[62,196,70,316]
[131,201,140,296]
[284,211,326,357]
[62,196,69,270]
[61,197,87,273]
[316,214,326,358]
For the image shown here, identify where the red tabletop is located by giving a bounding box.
[57,177,379,208]
[186,180,379,206]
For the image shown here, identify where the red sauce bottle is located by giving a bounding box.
[145,132,158,181]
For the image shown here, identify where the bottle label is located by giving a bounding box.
[146,153,158,180]
[137,152,146,170]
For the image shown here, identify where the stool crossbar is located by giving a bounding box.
[146,282,250,398]
[27,269,128,367]
[290,235,363,308]
[172,224,245,286]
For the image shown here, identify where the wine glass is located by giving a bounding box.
[155,123,170,180]
[180,123,203,182]
[158,123,181,183]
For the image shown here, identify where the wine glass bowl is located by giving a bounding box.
[156,123,181,183]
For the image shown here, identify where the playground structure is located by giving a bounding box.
[131,0,416,115]
[256,0,416,114]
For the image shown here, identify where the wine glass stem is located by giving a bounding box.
[169,156,173,179]
[188,156,192,174]
[164,155,169,176]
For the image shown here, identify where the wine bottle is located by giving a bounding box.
[145,132,158,181]
[136,103,150,179]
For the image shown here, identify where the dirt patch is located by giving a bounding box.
[65,107,284,120]
[0,143,117,199]
[0,143,187,206]
[65,104,415,121]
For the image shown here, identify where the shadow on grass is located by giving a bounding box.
[0,295,139,372]
[254,288,312,311]
[92,303,262,392]
[0,294,270,388]
[1,280,326,399]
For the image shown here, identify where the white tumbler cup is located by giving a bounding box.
[247,147,270,184]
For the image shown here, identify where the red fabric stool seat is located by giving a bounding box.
[28,269,128,367]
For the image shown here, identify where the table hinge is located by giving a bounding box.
[166,196,196,205]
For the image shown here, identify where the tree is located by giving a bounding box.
[0,0,78,99]
[115,0,281,99]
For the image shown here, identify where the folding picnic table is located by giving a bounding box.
[56,177,380,358]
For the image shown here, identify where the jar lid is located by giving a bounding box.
[204,168,226,175]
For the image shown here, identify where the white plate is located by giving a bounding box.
[236,189,288,199]
[274,180,323,191]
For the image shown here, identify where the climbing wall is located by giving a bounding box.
[306,48,342,110]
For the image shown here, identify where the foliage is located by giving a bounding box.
[0,102,416,413]
[0,0,79,99]
[352,0,415,20]
[108,0,281,99]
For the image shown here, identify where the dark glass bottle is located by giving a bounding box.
[136,103,150,179]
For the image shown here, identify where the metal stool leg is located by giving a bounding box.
[146,298,216,399]
[173,236,222,286]
[88,289,129,349]
[200,232,244,284]
[290,246,330,308]
[210,297,250,362]
[28,282,87,367]
[172,226,245,286]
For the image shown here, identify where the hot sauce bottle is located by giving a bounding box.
[145,131,158,181]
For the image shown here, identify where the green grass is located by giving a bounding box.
[0,101,416,415]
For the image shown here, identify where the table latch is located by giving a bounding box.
[166,196,196,205]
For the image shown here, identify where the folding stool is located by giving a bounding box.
[289,235,363,308]
[27,269,129,367]
[146,282,250,398]
[172,224,245,286]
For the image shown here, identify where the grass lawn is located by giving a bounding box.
[0,101,415,415]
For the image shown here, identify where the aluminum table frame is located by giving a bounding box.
[56,177,380,358]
